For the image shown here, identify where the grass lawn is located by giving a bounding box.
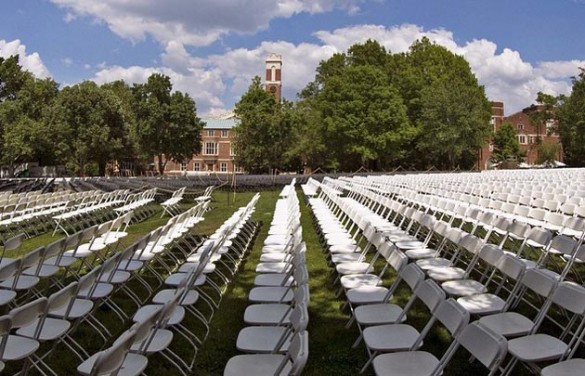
[2,188,550,375]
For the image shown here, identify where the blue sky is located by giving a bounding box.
[1,0,584,115]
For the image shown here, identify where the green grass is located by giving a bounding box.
[2,189,569,375]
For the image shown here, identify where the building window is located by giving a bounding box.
[207,130,215,137]
[220,162,228,172]
[193,162,200,171]
[518,135,527,144]
[204,142,218,155]
[528,136,536,144]
[517,123,524,130]
[235,165,242,173]
[181,162,187,171]
[221,129,229,138]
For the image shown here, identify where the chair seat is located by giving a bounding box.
[2,335,40,361]
[131,329,173,353]
[340,274,382,289]
[254,274,293,287]
[395,240,425,250]
[152,289,199,306]
[508,333,568,362]
[373,351,439,376]
[17,317,71,341]
[542,358,585,376]
[457,294,506,315]
[346,286,389,305]
[405,248,436,259]
[416,258,451,270]
[441,279,486,296]
[244,304,291,325]
[427,267,466,282]
[354,304,406,326]
[259,254,289,263]
[364,324,421,352]
[236,326,289,353]
[77,352,148,376]
[0,275,40,290]
[249,287,293,303]
[77,283,114,299]
[478,312,534,337]
[164,273,206,287]
[224,354,290,376]
[24,264,60,278]
[0,290,18,306]
[336,262,373,275]
[331,253,362,264]
[329,245,361,254]
[256,262,291,274]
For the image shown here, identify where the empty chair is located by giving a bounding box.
[224,330,308,376]
[370,301,509,376]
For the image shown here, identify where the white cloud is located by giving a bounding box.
[50,0,370,47]
[61,57,74,67]
[0,39,50,78]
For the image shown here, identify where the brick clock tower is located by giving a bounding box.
[265,53,282,101]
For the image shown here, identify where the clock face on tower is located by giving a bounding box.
[269,86,277,93]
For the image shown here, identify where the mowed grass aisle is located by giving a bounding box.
[195,190,374,375]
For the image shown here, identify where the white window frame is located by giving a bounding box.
[221,129,229,138]
[193,162,200,171]
[220,162,228,172]
[180,162,187,171]
[207,129,215,137]
[518,135,527,145]
[204,142,218,156]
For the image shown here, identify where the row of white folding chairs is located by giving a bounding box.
[317,187,585,375]
[113,188,157,220]
[127,195,260,374]
[160,186,186,217]
[51,189,129,236]
[300,177,320,198]
[224,184,309,376]
[309,181,515,374]
[346,181,585,283]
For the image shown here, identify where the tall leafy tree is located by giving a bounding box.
[0,56,61,176]
[319,65,415,170]
[416,77,492,170]
[132,73,204,175]
[491,123,524,163]
[234,76,294,174]
[53,81,127,176]
[558,68,585,165]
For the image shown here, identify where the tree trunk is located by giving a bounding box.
[157,154,166,175]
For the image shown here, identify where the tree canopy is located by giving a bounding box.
[558,69,585,166]
[492,123,524,163]
[0,57,203,177]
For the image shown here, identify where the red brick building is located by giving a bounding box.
[160,53,283,175]
[161,116,241,175]
[477,102,563,170]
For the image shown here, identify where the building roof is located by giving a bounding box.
[202,118,239,129]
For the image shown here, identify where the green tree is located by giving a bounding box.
[526,91,558,144]
[234,76,294,174]
[416,77,491,170]
[536,142,561,165]
[132,74,204,175]
[0,56,61,175]
[558,68,585,166]
[319,65,415,170]
[54,81,127,176]
[491,123,524,163]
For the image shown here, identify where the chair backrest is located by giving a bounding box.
[526,227,552,248]
[549,235,578,257]
[2,233,25,252]
[415,279,447,314]
[457,322,508,374]
[9,297,49,329]
[89,330,137,375]
[44,238,66,259]
[434,298,470,338]
[399,262,425,291]
[286,331,309,376]
[0,258,21,283]
[521,269,558,301]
